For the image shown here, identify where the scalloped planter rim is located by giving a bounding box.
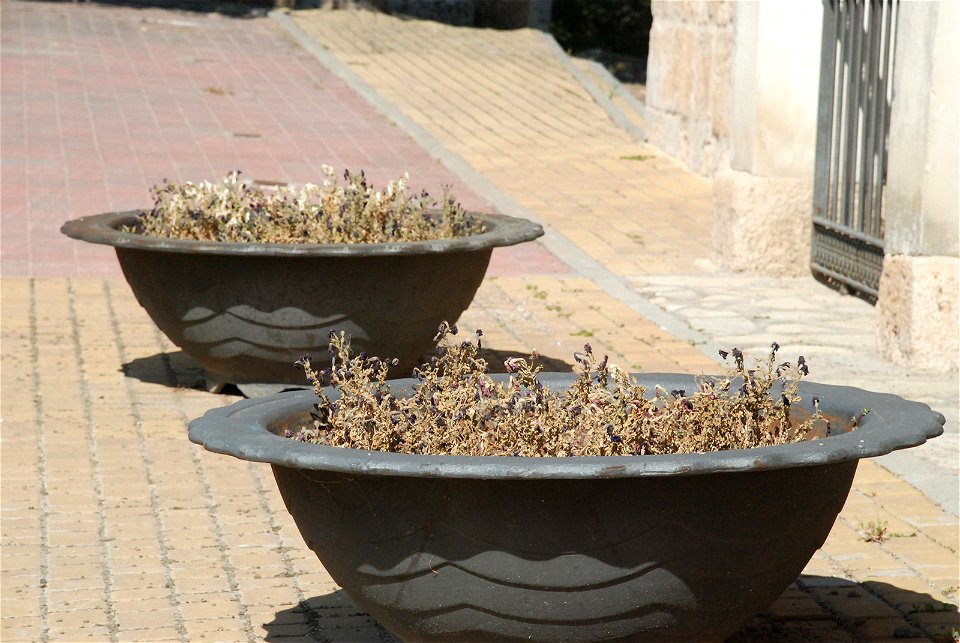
[61,211,543,395]
[188,372,944,642]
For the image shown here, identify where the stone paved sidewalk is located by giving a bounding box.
[0,0,560,279]
[286,6,958,517]
[2,2,958,642]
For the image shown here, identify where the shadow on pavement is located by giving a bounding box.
[265,589,399,642]
[729,575,959,642]
[32,0,273,18]
[122,350,209,391]
[264,577,959,642]
[121,348,574,393]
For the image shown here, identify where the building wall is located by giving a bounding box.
[644,0,734,177]
[645,0,958,370]
[713,2,822,278]
[876,0,959,370]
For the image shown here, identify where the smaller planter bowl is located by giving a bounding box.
[189,373,943,643]
[61,211,542,394]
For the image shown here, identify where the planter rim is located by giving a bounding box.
[188,372,944,479]
[60,210,544,256]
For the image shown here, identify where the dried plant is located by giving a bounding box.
[130,168,483,244]
[288,325,828,457]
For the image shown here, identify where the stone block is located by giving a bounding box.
[876,255,960,371]
[709,31,733,140]
[712,169,813,276]
[645,0,733,176]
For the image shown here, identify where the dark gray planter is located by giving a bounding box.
[188,373,943,642]
[61,211,542,395]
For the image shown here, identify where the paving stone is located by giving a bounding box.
[1,3,957,642]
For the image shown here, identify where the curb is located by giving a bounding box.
[536,31,646,143]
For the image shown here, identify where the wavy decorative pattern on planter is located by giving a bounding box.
[61,211,542,393]
[189,373,944,642]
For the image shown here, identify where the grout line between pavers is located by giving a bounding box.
[535,31,646,143]
[102,279,189,642]
[28,278,52,643]
[154,324,258,643]
[245,461,320,641]
[877,449,959,518]
[269,10,711,354]
[67,280,120,641]
[810,523,942,640]
[579,58,648,121]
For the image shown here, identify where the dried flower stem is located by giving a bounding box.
[289,327,826,457]
[130,168,483,244]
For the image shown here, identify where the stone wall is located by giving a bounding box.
[645,2,819,274]
[644,0,734,177]
[644,0,958,370]
[877,256,959,371]
[876,0,959,371]
[710,2,822,277]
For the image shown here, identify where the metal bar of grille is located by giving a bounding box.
[811,0,897,300]
[842,0,863,230]
[859,0,880,236]
[830,1,847,225]
[827,0,850,226]
[872,0,896,239]
[813,0,838,222]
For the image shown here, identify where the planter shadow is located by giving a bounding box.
[122,350,207,391]
[121,349,572,396]
[727,576,959,642]
[264,589,399,642]
[264,578,958,642]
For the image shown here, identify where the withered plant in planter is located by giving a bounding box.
[134,168,483,244]
[292,324,825,457]
[190,330,943,642]
[61,169,543,395]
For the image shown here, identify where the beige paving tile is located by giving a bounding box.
[293,10,713,277]
[3,8,958,643]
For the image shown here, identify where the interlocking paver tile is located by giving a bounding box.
[2,2,957,642]
[292,9,714,277]
[0,0,560,280]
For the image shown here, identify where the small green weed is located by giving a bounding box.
[859,519,889,543]
[526,284,548,300]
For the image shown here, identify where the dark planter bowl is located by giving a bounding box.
[189,373,943,642]
[61,211,542,393]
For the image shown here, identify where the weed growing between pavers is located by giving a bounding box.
[858,518,918,542]
[129,167,483,244]
[289,324,830,457]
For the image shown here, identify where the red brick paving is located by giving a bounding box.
[0,0,566,278]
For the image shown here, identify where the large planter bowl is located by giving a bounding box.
[61,211,542,394]
[189,373,943,642]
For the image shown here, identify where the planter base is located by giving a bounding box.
[273,462,858,643]
[202,369,310,398]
